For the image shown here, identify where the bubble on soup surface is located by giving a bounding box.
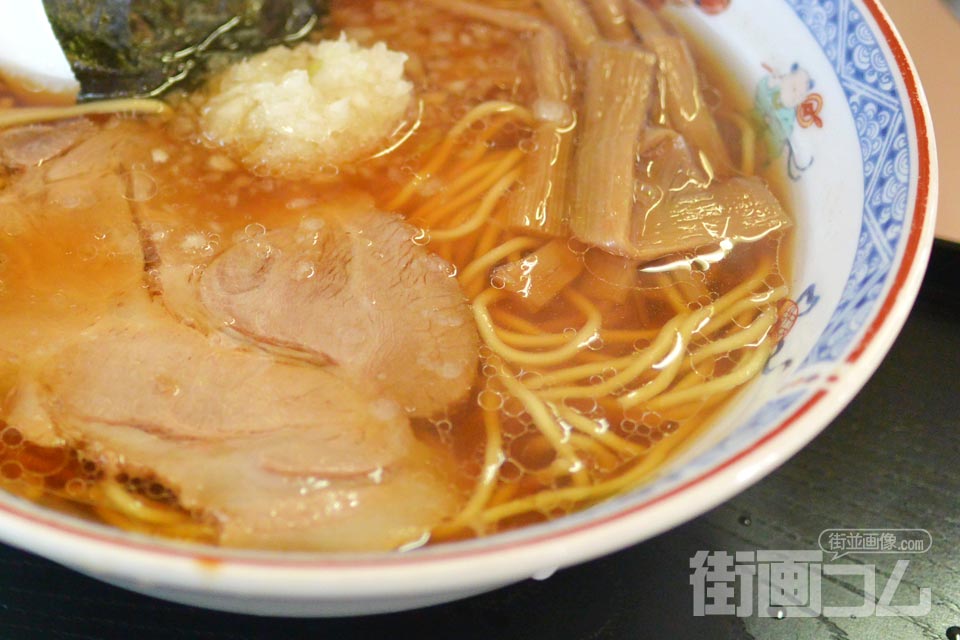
[497,459,523,482]
[502,395,525,418]
[244,223,267,239]
[122,170,158,202]
[477,389,504,411]
[1,461,23,480]
[65,478,88,497]
[509,433,556,471]
[1,426,23,448]
[19,444,69,476]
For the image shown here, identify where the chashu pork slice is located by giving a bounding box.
[32,314,459,551]
[0,121,157,446]
[188,205,479,418]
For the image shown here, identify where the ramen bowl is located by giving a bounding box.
[0,0,937,616]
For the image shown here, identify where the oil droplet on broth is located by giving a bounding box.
[78,245,99,261]
[154,375,182,397]
[411,229,431,246]
[253,242,273,260]
[294,261,316,281]
[369,398,402,422]
[437,312,465,328]
[338,326,364,346]
[438,361,465,380]
[50,186,96,209]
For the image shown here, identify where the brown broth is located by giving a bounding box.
[0,0,792,545]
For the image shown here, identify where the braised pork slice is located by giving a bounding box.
[0,119,95,169]
[195,207,479,417]
[35,315,458,550]
[0,123,154,445]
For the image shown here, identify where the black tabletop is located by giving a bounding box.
[1,242,957,640]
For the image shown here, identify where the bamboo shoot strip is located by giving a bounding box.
[506,29,577,237]
[585,0,633,41]
[623,176,791,263]
[492,239,584,311]
[531,28,574,106]
[570,41,657,256]
[537,0,602,57]
[625,1,734,175]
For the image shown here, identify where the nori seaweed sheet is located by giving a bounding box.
[42,0,328,100]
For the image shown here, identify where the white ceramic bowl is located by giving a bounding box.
[0,0,937,616]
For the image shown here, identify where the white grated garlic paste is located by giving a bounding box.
[200,34,413,176]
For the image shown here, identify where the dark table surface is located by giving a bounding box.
[0,242,957,640]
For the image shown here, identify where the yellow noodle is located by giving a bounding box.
[703,286,789,337]
[556,406,645,457]
[412,154,506,219]
[473,288,602,367]
[617,342,688,409]
[0,99,171,129]
[506,249,525,264]
[496,328,580,349]
[460,236,543,292]
[472,217,508,263]
[571,349,622,365]
[434,408,505,534]
[531,352,638,388]
[655,272,690,316]
[734,307,759,329]
[451,231,485,270]
[495,360,589,486]
[95,503,216,540]
[601,328,659,343]
[416,149,524,225]
[387,101,534,210]
[490,307,545,335]
[689,305,777,368]
[718,110,757,176]
[450,115,520,173]
[494,323,660,349]
[479,399,721,525]
[368,98,425,159]
[645,339,774,410]
[479,440,671,523]
[531,456,581,485]
[567,433,622,469]
[537,306,710,399]
[156,520,219,541]
[710,263,772,313]
[671,365,713,395]
[95,505,157,535]
[101,482,188,526]
[429,168,522,241]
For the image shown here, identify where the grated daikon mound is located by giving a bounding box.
[200,35,413,176]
